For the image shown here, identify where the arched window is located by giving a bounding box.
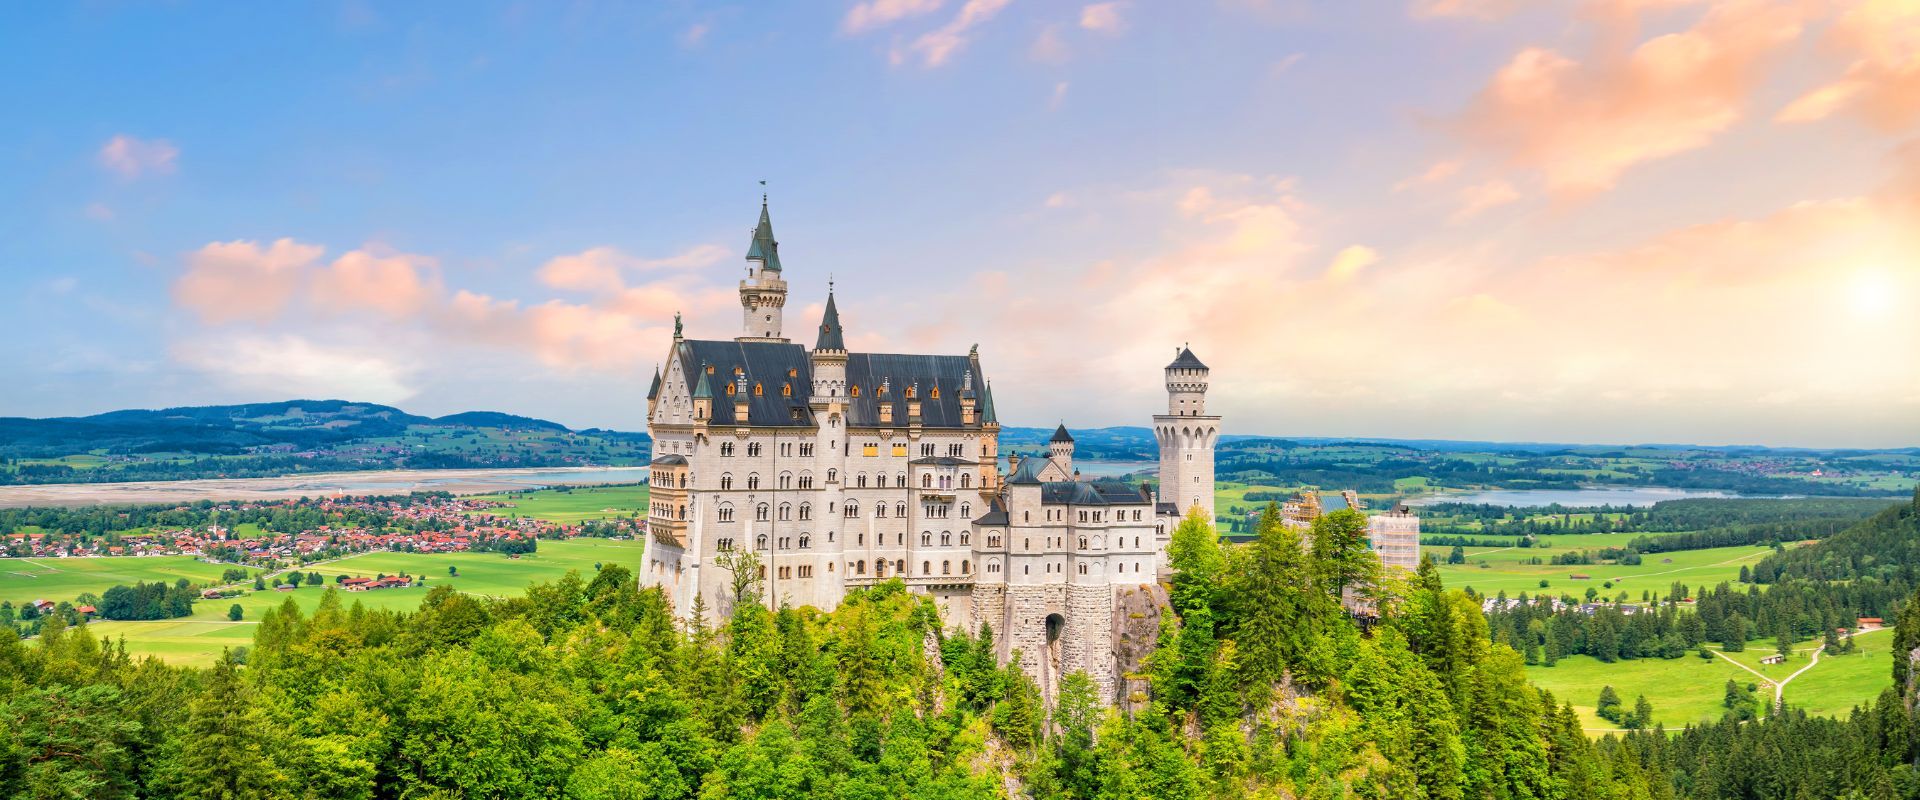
[896,559,905,574]
[895,502,906,517]
[875,560,885,577]
[962,560,970,574]
[779,503,792,521]
[720,473,733,490]
[923,560,931,575]
[827,469,837,483]
[856,560,866,575]
[921,531,932,546]
[960,503,971,517]
[1079,536,1088,549]
[779,472,792,489]
[799,534,811,549]
[746,473,760,491]
[844,501,859,519]
[799,503,812,521]
[756,504,770,522]
[921,473,932,488]
[895,472,906,487]
[756,534,768,550]
[799,471,813,489]
[876,504,888,518]
[720,442,734,457]
[857,473,868,488]
[718,503,735,522]
[747,442,762,457]
[960,531,970,545]
[940,531,951,546]
[942,560,951,575]
[960,473,971,489]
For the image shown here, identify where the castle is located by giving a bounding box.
[640,200,1219,698]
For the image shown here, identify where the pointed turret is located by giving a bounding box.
[745,199,782,272]
[646,365,662,400]
[1050,424,1074,444]
[981,380,998,424]
[815,289,845,351]
[692,366,713,399]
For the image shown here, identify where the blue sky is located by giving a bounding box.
[2,1,1916,447]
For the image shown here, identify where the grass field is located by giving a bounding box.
[2,555,234,608]
[1525,625,1895,734]
[464,484,650,524]
[1527,653,1750,731]
[81,537,647,666]
[1430,539,1774,597]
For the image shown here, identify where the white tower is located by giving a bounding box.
[738,198,788,342]
[1153,346,1219,520]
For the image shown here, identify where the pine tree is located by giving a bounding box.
[158,651,288,799]
[1231,503,1317,702]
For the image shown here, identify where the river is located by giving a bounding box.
[0,466,651,508]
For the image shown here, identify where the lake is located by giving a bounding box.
[1402,486,1734,508]
[0,467,651,508]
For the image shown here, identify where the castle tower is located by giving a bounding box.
[738,199,789,342]
[810,287,848,406]
[1153,346,1219,520]
[1048,424,1075,474]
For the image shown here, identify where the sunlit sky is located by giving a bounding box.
[2,1,1916,447]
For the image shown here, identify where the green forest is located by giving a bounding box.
[7,495,1920,799]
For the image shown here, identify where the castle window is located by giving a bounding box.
[800,443,813,457]
[799,565,812,578]
[1079,536,1088,549]
[779,472,792,489]
[747,474,760,490]
[756,534,768,550]
[930,387,940,399]
[921,532,932,546]
[921,474,932,488]
[940,531,951,546]
[779,503,792,521]
[961,532,970,545]
[921,443,935,457]
[799,503,812,521]
[753,382,763,397]
[756,504,769,522]
[874,561,885,577]
[788,368,798,378]
[894,472,906,487]
[827,469,837,483]
[799,534,810,549]
[960,474,971,489]
[855,560,866,575]
[862,443,878,457]
[892,443,907,457]
[961,560,970,574]
[896,559,905,574]
[941,560,951,575]
[720,473,733,490]
[960,503,971,517]
[748,443,762,457]
[876,504,887,518]
[707,365,715,374]
[845,501,859,519]
[922,560,931,575]
[895,502,906,517]
[725,382,735,396]
[799,473,814,489]
[988,561,1000,574]
[718,504,735,522]
[721,442,734,457]
[857,473,868,488]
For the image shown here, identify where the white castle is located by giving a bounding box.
[640,200,1219,698]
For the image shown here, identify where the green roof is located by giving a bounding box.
[692,366,713,399]
[746,200,782,272]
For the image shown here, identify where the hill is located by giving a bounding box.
[0,400,651,485]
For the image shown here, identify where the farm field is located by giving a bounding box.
[1,555,232,608]
[82,537,647,666]
[464,484,649,524]
[1783,629,1893,716]
[1429,538,1775,597]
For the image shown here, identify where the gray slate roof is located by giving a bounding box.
[673,339,988,430]
[1168,347,1208,370]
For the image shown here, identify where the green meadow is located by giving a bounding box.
[82,537,647,667]
[1429,536,1776,597]
[464,484,650,524]
[1,555,233,608]
[1526,653,1750,732]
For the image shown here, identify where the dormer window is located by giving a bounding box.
[851,385,861,397]
[706,365,715,374]
[725,383,735,396]
[930,387,941,399]
[753,382,763,397]
[788,368,798,378]
[782,383,792,397]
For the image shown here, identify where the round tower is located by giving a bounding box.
[738,197,789,342]
[1153,346,1220,520]
[1048,424,1075,473]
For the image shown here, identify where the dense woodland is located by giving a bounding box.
[4,494,1920,798]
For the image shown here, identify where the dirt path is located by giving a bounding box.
[1710,624,1889,708]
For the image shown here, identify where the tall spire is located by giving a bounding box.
[745,197,781,272]
[981,380,997,424]
[815,287,845,351]
[647,364,662,400]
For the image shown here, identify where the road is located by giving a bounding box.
[1709,624,1888,708]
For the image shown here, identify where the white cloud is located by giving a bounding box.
[172,335,418,405]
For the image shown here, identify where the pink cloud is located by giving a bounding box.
[1457,0,1812,195]
[311,250,441,318]
[842,0,944,34]
[1451,179,1522,221]
[97,135,179,179]
[908,0,1011,67]
[1080,2,1125,33]
[1776,0,1920,131]
[173,239,325,324]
